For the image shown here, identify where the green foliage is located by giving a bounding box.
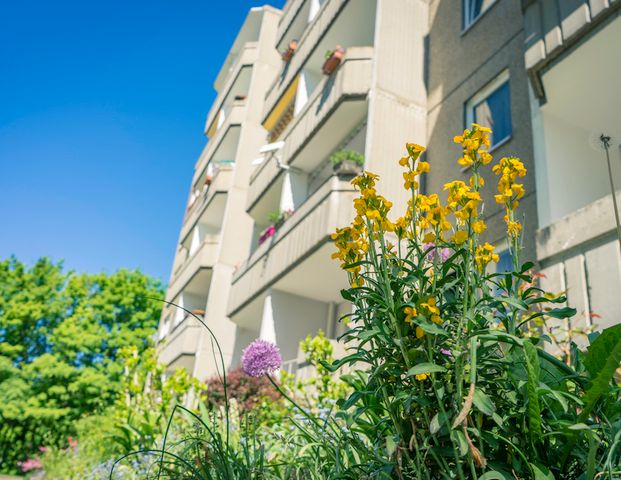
[0,256,163,474]
[329,149,364,168]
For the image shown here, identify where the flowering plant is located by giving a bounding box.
[328,125,621,478]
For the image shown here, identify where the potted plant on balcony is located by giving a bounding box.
[322,45,345,75]
[281,40,298,62]
[258,224,277,246]
[330,149,364,177]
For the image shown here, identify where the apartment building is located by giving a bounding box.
[158,0,621,380]
[157,6,282,380]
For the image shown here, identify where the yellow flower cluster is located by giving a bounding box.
[352,172,394,234]
[415,194,451,234]
[453,123,493,168]
[474,242,500,272]
[403,296,442,339]
[399,143,428,190]
[492,157,527,238]
[331,226,367,287]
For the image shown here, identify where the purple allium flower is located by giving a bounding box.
[241,339,282,377]
[423,243,451,262]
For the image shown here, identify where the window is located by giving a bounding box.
[496,248,513,274]
[463,0,496,29]
[494,247,514,295]
[466,71,512,149]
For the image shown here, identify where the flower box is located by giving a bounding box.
[322,45,345,75]
[330,149,364,177]
[281,40,298,62]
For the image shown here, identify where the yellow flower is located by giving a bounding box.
[472,123,492,133]
[458,154,474,167]
[475,242,500,272]
[431,314,442,325]
[399,156,410,167]
[506,219,522,238]
[452,230,469,244]
[479,150,492,165]
[366,209,381,221]
[423,232,436,243]
[403,171,418,190]
[472,220,487,234]
[404,306,417,326]
[406,143,426,158]
[415,373,429,381]
[416,161,430,174]
[416,326,425,339]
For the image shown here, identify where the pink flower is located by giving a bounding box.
[423,243,451,262]
[18,457,43,472]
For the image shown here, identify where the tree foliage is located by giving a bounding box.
[0,256,163,473]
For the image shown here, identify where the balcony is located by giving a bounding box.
[199,100,246,180]
[523,0,620,98]
[536,192,621,334]
[246,47,372,214]
[181,164,233,242]
[204,42,257,134]
[263,0,376,123]
[158,313,204,372]
[167,234,220,302]
[228,175,356,318]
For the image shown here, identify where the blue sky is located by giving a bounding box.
[0,0,283,283]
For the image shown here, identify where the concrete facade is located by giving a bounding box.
[158,0,621,380]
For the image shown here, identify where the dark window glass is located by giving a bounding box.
[473,81,512,147]
[464,0,495,28]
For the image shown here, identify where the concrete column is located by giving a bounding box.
[259,291,276,342]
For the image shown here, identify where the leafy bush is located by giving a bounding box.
[0,257,163,474]
[204,367,282,415]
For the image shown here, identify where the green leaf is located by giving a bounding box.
[407,363,446,377]
[545,306,577,319]
[580,324,621,419]
[473,388,495,416]
[530,463,555,479]
[494,295,528,311]
[414,317,447,336]
[523,341,543,443]
[479,472,509,480]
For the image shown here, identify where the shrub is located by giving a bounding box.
[204,367,281,414]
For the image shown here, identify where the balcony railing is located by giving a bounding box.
[204,42,258,133]
[158,313,203,369]
[263,0,350,124]
[195,101,245,183]
[167,234,220,301]
[523,0,619,97]
[246,48,372,212]
[181,165,234,241]
[536,192,621,331]
[229,175,356,316]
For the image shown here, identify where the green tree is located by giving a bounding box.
[0,256,163,474]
